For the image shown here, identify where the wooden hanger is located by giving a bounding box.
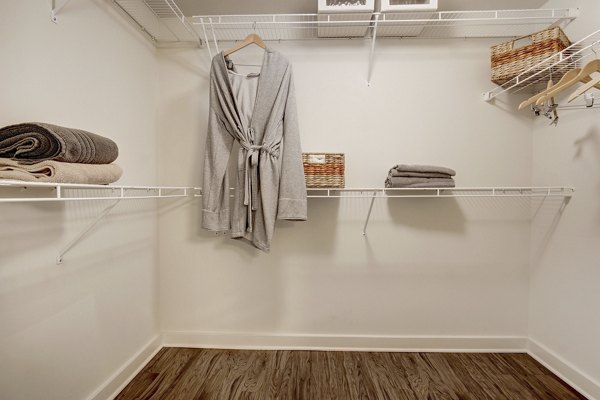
[567,75,600,103]
[223,33,266,57]
[536,59,600,105]
[518,69,579,110]
[567,59,600,103]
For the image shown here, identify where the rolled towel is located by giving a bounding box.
[0,158,122,185]
[385,176,455,188]
[391,164,456,177]
[0,123,118,164]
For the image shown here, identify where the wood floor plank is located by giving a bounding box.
[445,353,510,400]
[360,352,418,400]
[435,353,491,400]
[424,353,474,400]
[116,349,588,400]
[115,347,198,400]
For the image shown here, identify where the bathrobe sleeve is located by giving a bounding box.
[202,107,235,230]
[277,68,308,221]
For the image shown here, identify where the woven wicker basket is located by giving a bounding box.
[303,153,345,188]
[491,27,571,86]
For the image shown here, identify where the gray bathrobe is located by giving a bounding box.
[202,48,307,251]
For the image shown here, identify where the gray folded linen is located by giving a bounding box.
[391,164,456,176]
[0,158,122,185]
[385,176,455,188]
[389,170,453,178]
[0,123,118,164]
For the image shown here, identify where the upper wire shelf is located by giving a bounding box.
[113,0,201,47]
[483,27,600,101]
[192,8,577,44]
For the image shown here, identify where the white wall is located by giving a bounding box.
[0,1,160,400]
[529,0,600,398]
[1,0,597,398]
[157,36,535,346]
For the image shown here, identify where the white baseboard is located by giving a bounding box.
[162,331,527,353]
[84,333,600,400]
[87,334,162,400]
[528,339,599,400]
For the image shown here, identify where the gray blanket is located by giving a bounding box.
[0,158,122,184]
[0,123,118,164]
[391,164,456,176]
[385,176,455,188]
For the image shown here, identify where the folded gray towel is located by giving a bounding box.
[389,170,452,179]
[391,164,456,176]
[0,158,122,185]
[385,176,455,188]
[396,181,456,188]
[0,123,118,164]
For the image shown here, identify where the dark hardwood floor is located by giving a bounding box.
[116,348,587,400]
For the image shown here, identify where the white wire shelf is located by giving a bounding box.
[0,181,574,203]
[193,9,577,44]
[107,4,577,47]
[0,180,201,203]
[112,0,201,47]
[1,182,572,261]
[482,27,600,101]
[306,186,574,198]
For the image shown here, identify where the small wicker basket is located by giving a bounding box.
[302,153,345,188]
[491,27,571,86]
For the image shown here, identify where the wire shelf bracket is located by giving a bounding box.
[56,197,122,265]
[50,0,72,23]
[367,14,380,86]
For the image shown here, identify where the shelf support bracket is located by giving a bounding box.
[367,13,380,86]
[50,0,72,23]
[56,197,122,265]
[199,18,213,62]
[362,191,378,236]
[481,91,494,102]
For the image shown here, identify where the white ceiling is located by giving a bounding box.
[177,0,554,16]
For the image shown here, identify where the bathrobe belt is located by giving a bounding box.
[239,132,280,232]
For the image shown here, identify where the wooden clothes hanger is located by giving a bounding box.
[567,58,600,103]
[536,59,600,105]
[567,75,600,103]
[223,33,266,57]
[518,69,579,110]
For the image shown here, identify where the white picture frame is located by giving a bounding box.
[380,0,438,12]
[318,0,375,14]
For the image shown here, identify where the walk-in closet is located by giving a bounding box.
[1,0,599,399]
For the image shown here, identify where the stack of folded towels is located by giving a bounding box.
[385,164,456,188]
[0,123,122,185]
